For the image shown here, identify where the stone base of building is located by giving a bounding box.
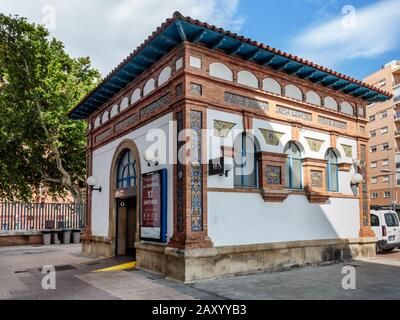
[135,237,376,283]
[81,236,114,257]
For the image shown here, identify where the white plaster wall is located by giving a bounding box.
[299,128,330,160]
[253,118,292,154]
[91,113,174,241]
[208,192,361,246]
[207,109,243,189]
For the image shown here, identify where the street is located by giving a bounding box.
[1,244,400,300]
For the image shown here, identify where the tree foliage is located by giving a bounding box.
[0,14,100,203]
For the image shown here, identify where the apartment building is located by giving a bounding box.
[364,60,400,211]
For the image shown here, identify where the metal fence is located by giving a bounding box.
[0,202,85,231]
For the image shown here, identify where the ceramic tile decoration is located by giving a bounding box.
[139,94,169,118]
[305,137,324,152]
[318,115,347,129]
[259,128,284,146]
[224,92,268,110]
[266,165,281,185]
[190,83,202,96]
[310,170,323,188]
[176,111,184,233]
[190,110,203,232]
[341,144,353,158]
[213,120,236,137]
[276,105,312,121]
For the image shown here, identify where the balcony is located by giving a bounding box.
[394,84,400,105]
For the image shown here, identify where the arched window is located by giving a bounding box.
[306,91,321,106]
[284,142,302,189]
[120,97,129,111]
[143,78,155,96]
[262,78,281,95]
[324,97,338,111]
[233,133,258,188]
[209,62,233,82]
[325,149,338,192]
[158,66,172,86]
[340,102,353,115]
[116,150,137,189]
[285,85,303,101]
[237,70,258,88]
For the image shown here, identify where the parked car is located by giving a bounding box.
[370,210,400,253]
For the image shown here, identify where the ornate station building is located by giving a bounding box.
[69,12,391,282]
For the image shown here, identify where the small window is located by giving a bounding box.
[383,175,390,182]
[284,142,302,189]
[381,127,388,134]
[325,149,339,192]
[380,111,388,119]
[370,214,380,226]
[233,133,258,188]
[382,159,389,166]
[384,191,390,197]
[371,177,378,184]
[369,115,375,122]
[370,146,377,153]
[382,143,389,151]
[370,130,376,138]
[378,79,386,87]
[385,213,399,227]
[371,192,378,199]
[370,162,377,168]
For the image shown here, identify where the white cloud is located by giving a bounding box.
[0,0,244,76]
[288,0,400,68]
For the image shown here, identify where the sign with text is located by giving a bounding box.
[140,169,167,242]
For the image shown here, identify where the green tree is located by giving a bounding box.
[0,14,100,203]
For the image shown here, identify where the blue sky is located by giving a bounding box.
[236,0,400,79]
[0,0,399,80]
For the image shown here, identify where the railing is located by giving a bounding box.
[0,202,85,231]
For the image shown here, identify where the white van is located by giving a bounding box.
[370,210,400,253]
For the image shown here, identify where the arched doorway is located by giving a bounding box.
[109,140,141,257]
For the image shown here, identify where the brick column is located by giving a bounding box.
[82,129,93,241]
[169,106,212,249]
[358,140,375,237]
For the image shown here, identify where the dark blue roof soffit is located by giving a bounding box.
[70,19,389,119]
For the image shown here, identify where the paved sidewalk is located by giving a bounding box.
[0,244,221,300]
[1,244,400,300]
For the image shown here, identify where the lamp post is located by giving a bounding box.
[380,169,400,211]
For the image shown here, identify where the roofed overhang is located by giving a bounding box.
[69,12,392,120]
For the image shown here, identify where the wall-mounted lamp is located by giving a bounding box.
[353,159,361,168]
[350,173,363,186]
[224,162,233,177]
[87,176,102,192]
[143,149,159,167]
